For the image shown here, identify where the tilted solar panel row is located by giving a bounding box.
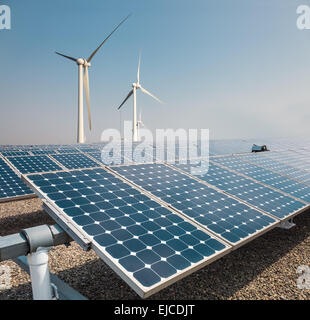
[22,167,230,298]
[236,153,310,186]
[264,150,310,172]
[174,161,307,220]
[211,155,310,203]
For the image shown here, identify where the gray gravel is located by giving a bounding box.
[0,198,310,300]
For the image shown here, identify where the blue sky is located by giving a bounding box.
[1,0,310,144]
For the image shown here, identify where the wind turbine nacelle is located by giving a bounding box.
[77,58,85,65]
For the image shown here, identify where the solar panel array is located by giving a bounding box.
[174,161,306,219]
[211,155,310,203]
[237,153,310,185]
[264,150,310,172]
[2,138,310,297]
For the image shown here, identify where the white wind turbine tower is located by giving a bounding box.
[55,15,130,144]
[117,55,163,142]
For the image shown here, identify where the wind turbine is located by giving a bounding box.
[117,55,163,142]
[55,14,130,144]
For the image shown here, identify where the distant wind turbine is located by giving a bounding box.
[117,54,163,142]
[55,14,131,144]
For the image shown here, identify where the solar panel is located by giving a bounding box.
[76,146,101,153]
[56,148,80,154]
[111,163,278,245]
[145,141,206,163]
[30,149,57,155]
[174,161,307,219]
[211,155,310,203]
[0,157,34,201]
[23,167,230,298]
[50,153,99,170]
[265,150,310,171]
[86,143,152,165]
[86,151,129,166]
[237,153,310,185]
[1,151,31,157]
[6,155,63,174]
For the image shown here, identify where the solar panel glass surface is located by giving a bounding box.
[6,155,62,174]
[111,163,277,245]
[0,158,33,200]
[51,153,99,169]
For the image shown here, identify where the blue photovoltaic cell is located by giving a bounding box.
[25,167,228,296]
[51,153,99,169]
[0,158,33,200]
[6,155,62,174]
[174,161,306,219]
[212,156,310,203]
[111,163,277,244]
[237,153,310,185]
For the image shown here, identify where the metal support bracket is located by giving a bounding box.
[21,225,54,253]
[0,224,87,300]
[13,255,87,300]
[277,219,296,230]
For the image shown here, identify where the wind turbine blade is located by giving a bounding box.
[83,65,91,130]
[55,51,77,62]
[87,14,131,62]
[117,89,133,110]
[137,53,141,84]
[140,86,163,104]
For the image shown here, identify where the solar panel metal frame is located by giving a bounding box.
[21,166,231,298]
[108,162,280,249]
